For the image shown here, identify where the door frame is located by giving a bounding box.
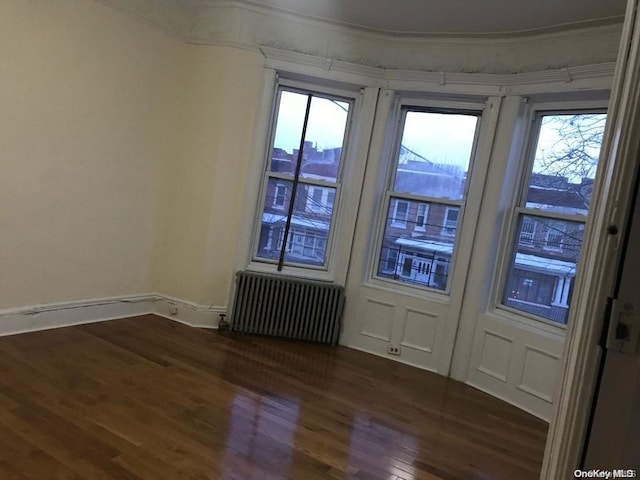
[541,0,640,476]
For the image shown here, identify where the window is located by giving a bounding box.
[391,199,410,227]
[501,111,606,325]
[285,228,327,261]
[255,87,351,269]
[544,222,565,251]
[442,207,459,236]
[306,186,335,214]
[415,203,429,231]
[519,217,536,245]
[506,270,555,306]
[375,108,480,292]
[273,184,287,208]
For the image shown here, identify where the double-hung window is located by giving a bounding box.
[253,85,352,270]
[375,107,480,292]
[501,110,607,325]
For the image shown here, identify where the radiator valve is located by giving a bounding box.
[218,313,229,332]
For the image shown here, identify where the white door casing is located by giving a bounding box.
[583,167,640,469]
[543,0,640,476]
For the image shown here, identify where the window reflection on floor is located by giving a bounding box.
[347,413,417,479]
[222,393,300,479]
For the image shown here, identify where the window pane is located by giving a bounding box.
[525,113,607,214]
[442,207,459,237]
[283,228,329,266]
[503,214,585,324]
[393,111,478,200]
[377,197,455,291]
[271,91,308,175]
[300,96,349,183]
[256,178,294,262]
[256,179,335,266]
[303,185,337,215]
[416,203,428,230]
[269,91,349,183]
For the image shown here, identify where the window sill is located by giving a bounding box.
[246,261,335,283]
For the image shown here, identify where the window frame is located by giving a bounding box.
[441,207,460,237]
[247,78,364,280]
[415,202,429,231]
[495,104,608,328]
[543,221,566,251]
[391,199,410,228]
[273,183,287,209]
[305,186,336,214]
[370,100,484,296]
[519,217,537,246]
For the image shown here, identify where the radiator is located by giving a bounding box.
[230,271,345,345]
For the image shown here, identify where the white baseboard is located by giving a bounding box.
[0,294,226,337]
[151,295,225,329]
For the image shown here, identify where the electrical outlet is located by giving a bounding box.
[387,345,400,356]
[169,306,178,316]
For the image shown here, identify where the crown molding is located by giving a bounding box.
[94,0,622,75]
[261,47,616,95]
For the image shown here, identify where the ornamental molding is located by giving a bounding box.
[94,0,622,75]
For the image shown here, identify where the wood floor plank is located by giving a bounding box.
[0,315,547,479]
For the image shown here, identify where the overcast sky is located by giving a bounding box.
[273,91,606,180]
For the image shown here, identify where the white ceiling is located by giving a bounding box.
[204,0,626,35]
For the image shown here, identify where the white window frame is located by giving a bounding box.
[415,203,429,231]
[544,222,566,251]
[370,99,484,295]
[245,75,374,282]
[391,199,410,228]
[273,183,287,209]
[305,186,336,214]
[441,207,460,237]
[494,103,608,328]
[519,217,537,245]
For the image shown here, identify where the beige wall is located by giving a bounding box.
[0,0,187,309]
[151,46,264,306]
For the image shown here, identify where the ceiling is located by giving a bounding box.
[201,0,626,36]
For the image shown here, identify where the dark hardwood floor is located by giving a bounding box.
[0,315,547,479]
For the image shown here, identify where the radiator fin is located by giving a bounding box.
[230,271,345,345]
